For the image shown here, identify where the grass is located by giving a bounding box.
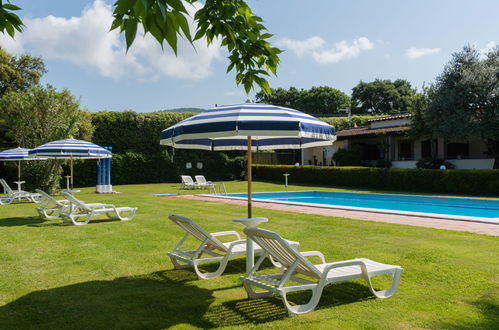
[0,181,498,329]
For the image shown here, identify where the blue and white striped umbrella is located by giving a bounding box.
[0,147,39,161]
[160,103,336,150]
[29,139,111,188]
[28,139,112,159]
[0,147,46,182]
[160,103,336,218]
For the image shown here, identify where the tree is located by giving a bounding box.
[411,45,499,167]
[351,79,417,114]
[256,86,351,115]
[1,1,282,95]
[0,85,93,191]
[0,47,46,97]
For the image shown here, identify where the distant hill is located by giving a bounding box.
[157,107,204,113]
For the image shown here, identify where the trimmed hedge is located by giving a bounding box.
[252,165,499,196]
[69,150,246,188]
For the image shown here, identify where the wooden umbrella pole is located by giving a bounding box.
[18,160,21,182]
[70,158,73,189]
[247,136,252,219]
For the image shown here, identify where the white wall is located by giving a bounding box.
[370,118,411,129]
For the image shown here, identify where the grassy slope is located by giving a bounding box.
[0,181,497,329]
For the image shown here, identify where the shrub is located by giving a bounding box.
[332,145,363,166]
[252,165,499,196]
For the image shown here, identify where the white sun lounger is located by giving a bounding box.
[0,178,42,204]
[167,214,299,280]
[194,175,216,192]
[35,189,108,219]
[60,191,137,225]
[180,175,199,190]
[240,227,403,316]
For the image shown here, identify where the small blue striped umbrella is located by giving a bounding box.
[160,103,336,217]
[29,139,112,188]
[0,147,46,182]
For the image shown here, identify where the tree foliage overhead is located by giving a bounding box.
[0,47,46,97]
[410,45,499,166]
[351,79,417,114]
[111,0,281,94]
[256,86,351,115]
[0,0,23,37]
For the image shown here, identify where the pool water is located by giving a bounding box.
[224,191,499,220]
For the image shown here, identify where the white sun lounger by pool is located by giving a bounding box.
[180,175,200,190]
[60,191,137,225]
[0,178,42,204]
[240,227,403,316]
[167,214,299,280]
[194,175,216,192]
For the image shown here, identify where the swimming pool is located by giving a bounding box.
[221,191,499,222]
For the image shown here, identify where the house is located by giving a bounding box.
[301,114,496,169]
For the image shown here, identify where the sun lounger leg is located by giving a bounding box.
[69,214,92,226]
[192,255,230,280]
[362,268,403,299]
[280,285,324,316]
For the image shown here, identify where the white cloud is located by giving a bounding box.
[313,37,374,64]
[276,36,325,57]
[0,0,221,80]
[479,41,497,56]
[406,47,441,60]
[276,36,374,64]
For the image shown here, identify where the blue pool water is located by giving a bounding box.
[224,191,499,219]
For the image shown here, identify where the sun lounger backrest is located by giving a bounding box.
[181,176,195,184]
[244,227,322,279]
[0,179,14,195]
[61,191,92,212]
[35,189,63,206]
[169,214,228,252]
[195,175,207,184]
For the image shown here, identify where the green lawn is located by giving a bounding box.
[0,181,498,329]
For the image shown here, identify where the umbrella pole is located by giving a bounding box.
[70,158,73,189]
[247,136,252,218]
[18,160,21,182]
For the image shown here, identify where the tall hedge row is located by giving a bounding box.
[252,165,499,196]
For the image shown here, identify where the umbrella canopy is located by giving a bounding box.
[29,139,112,188]
[160,103,336,217]
[160,103,336,150]
[0,147,46,182]
[0,147,39,161]
[28,139,112,159]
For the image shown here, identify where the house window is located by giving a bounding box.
[398,141,413,160]
[447,142,469,159]
[421,139,438,159]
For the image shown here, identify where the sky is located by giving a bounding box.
[0,0,497,112]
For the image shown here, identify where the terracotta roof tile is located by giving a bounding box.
[337,126,410,138]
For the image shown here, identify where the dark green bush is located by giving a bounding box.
[332,145,363,166]
[252,165,499,196]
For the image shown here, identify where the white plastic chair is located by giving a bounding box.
[167,214,299,280]
[0,178,42,203]
[240,227,403,316]
[60,191,137,225]
[34,189,107,219]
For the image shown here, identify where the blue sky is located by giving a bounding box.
[1,0,497,112]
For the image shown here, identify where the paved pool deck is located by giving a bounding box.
[172,195,499,237]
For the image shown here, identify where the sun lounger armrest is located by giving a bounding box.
[211,231,241,240]
[322,259,368,276]
[301,251,326,264]
[226,240,246,251]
